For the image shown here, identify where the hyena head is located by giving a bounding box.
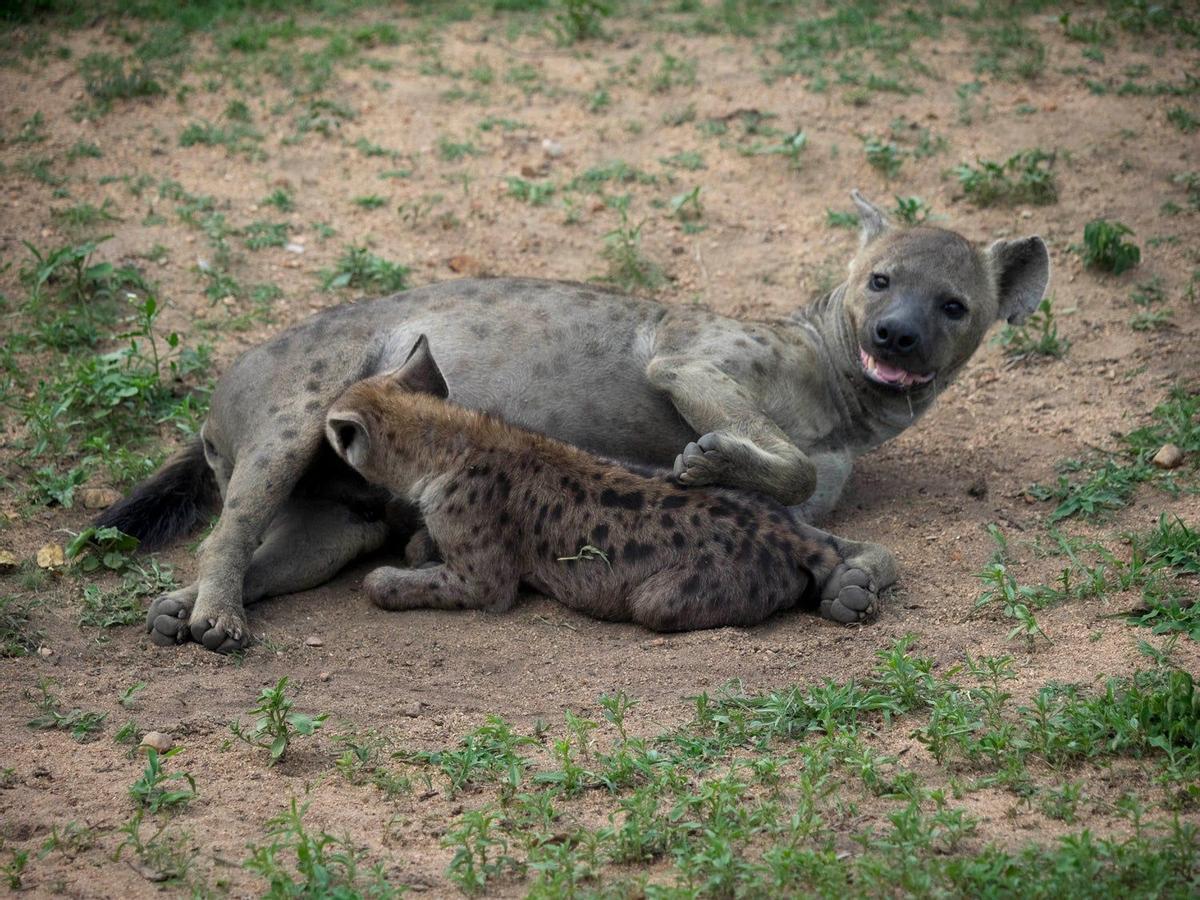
[325,335,449,487]
[841,190,1050,393]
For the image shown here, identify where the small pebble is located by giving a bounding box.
[140,732,174,753]
[1152,443,1183,470]
[37,646,53,658]
[541,138,564,158]
[304,635,324,647]
[403,701,424,718]
[319,671,331,682]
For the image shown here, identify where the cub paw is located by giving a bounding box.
[672,431,737,488]
[819,565,878,625]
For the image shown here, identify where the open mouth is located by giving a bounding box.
[859,348,935,389]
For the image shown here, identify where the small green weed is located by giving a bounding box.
[954,150,1057,206]
[244,798,401,898]
[602,204,665,294]
[179,120,263,158]
[863,137,904,179]
[825,209,859,229]
[320,245,410,293]
[994,297,1069,362]
[0,595,42,658]
[2,846,28,891]
[230,676,328,766]
[891,195,931,225]
[1166,106,1199,133]
[973,526,1051,647]
[25,678,107,742]
[39,821,96,859]
[669,186,704,226]
[1077,219,1140,274]
[262,188,294,212]
[437,136,480,162]
[661,150,705,171]
[243,221,289,250]
[506,177,556,206]
[78,52,165,110]
[52,199,121,233]
[553,0,612,44]
[129,748,197,814]
[352,194,387,209]
[79,559,176,629]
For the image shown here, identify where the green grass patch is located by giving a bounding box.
[1078,219,1141,275]
[994,296,1069,362]
[320,245,410,293]
[1028,386,1199,522]
[954,149,1057,206]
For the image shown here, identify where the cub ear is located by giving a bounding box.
[851,189,891,247]
[988,236,1050,325]
[326,410,370,469]
[391,334,449,399]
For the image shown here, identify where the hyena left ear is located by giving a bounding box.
[391,334,450,399]
[326,410,370,469]
[988,236,1050,325]
[851,189,891,247]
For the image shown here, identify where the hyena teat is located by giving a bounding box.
[325,337,878,631]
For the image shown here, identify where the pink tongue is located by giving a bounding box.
[873,359,911,383]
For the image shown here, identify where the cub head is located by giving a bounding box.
[325,334,449,480]
[842,190,1049,392]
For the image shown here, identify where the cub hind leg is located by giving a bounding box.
[365,550,518,615]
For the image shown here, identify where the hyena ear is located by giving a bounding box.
[392,334,449,399]
[851,189,891,247]
[988,236,1050,325]
[326,410,370,469]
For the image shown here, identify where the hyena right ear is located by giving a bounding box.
[326,410,370,469]
[851,189,891,247]
[391,334,449,399]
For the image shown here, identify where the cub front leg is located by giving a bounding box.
[646,356,816,505]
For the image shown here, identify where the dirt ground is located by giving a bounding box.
[1,2,1199,897]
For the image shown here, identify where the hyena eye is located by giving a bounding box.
[868,273,889,291]
[942,299,967,320]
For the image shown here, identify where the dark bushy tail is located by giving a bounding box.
[94,437,219,550]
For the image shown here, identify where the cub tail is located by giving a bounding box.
[93,437,219,550]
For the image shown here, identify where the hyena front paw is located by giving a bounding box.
[819,565,878,625]
[188,607,251,654]
[673,431,741,487]
[146,587,197,647]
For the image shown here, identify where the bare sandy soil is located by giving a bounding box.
[1,3,1198,896]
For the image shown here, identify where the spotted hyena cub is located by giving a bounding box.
[324,337,878,631]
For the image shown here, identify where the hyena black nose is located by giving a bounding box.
[872,318,919,355]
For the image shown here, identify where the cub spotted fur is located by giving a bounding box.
[325,337,878,631]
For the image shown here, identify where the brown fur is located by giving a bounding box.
[325,339,870,631]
